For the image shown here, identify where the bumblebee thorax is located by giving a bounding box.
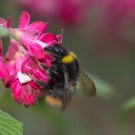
[61,52,77,64]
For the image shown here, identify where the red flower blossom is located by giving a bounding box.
[97,0,135,41]
[0,11,61,107]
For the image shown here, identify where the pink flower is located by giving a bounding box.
[15,0,94,27]
[0,11,61,107]
[97,0,135,41]
[2,39,46,107]
[58,0,93,26]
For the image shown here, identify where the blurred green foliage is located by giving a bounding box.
[91,74,114,99]
[122,97,135,111]
[0,26,9,37]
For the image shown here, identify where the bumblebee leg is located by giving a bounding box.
[35,80,48,89]
[41,64,62,77]
[41,64,48,70]
[49,69,61,77]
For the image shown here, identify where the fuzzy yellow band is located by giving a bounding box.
[46,96,62,107]
[61,52,77,64]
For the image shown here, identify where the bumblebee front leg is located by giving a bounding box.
[35,80,48,89]
[41,64,62,78]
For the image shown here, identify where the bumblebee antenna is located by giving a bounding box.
[61,29,64,43]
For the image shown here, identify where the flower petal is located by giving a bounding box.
[11,79,23,104]
[4,74,16,87]
[0,17,7,28]
[23,84,37,107]
[27,21,48,35]
[56,34,62,41]
[17,71,32,84]
[21,57,48,82]
[39,33,58,46]
[19,11,30,29]
[19,33,46,59]
[0,59,9,79]
[5,39,18,60]
[29,43,46,59]
[42,54,52,67]
[11,79,38,106]
[7,17,11,28]
[0,39,3,56]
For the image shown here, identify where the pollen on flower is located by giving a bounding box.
[17,71,32,84]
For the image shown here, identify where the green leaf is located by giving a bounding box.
[0,109,23,135]
[122,96,135,110]
[0,26,9,37]
[88,73,115,99]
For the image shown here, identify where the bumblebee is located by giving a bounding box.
[37,44,96,110]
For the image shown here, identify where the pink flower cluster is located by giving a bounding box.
[16,0,93,27]
[96,0,135,40]
[0,11,62,107]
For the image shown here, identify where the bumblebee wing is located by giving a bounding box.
[79,69,96,97]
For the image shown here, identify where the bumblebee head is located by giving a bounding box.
[61,52,77,64]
